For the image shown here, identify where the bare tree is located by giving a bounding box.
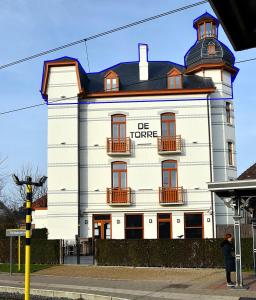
[12,163,47,207]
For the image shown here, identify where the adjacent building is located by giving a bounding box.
[36,13,239,244]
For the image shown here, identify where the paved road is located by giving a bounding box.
[0,267,256,299]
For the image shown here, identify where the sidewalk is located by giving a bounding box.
[0,266,256,299]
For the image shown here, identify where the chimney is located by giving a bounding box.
[139,43,148,81]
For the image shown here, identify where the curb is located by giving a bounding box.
[0,286,129,300]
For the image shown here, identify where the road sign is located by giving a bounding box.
[6,229,26,237]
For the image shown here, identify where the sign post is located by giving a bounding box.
[6,229,26,275]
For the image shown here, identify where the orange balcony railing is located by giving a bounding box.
[159,187,184,204]
[107,137,131,154]
[107,188,131,205]
[157,135,182,152]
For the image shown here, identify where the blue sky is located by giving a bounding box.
[0,0,255,191]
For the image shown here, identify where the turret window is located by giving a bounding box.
[198,22,217,40]
[167,68,182,89]
[104,71,119,92]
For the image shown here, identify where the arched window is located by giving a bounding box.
[104,70,119,92]
[167,68,182,89]
[112,161,127,189]
[162,160,177,188]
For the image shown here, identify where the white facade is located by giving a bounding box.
[37,14,238,242]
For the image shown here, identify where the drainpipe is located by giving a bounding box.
[77,101,81,264]
[207,94,215,238]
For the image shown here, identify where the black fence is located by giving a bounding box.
[96,238,253,269]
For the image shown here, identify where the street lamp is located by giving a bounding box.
[12,174,47,300]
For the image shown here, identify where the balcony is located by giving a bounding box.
[107,137,131,155]
[159,187,184,205]
[157,135,182,154]
[107,188,132,205]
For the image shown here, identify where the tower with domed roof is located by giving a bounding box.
[185,12,238,82]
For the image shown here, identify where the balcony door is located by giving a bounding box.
[112,162,127,189]
[93,215,111,240]
[161,113,176,151]
[162,160,177,189]
[111,114,126,152]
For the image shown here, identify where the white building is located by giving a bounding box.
[38,13,239,243]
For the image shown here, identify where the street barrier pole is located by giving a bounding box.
[25,179,32,300]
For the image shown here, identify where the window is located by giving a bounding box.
[184,213,203,239]
[125,214,143,239]
[228,142,234,166]
[161,113,175,137]
[112,114,126,140]
[208,43,216,55]
[167,68,182,89]
[198,22,216,40]
[104,71,119,92]
[162,160,177,188]
[158,213,172,239]
[226,102,232,125]
[112,161,127,189]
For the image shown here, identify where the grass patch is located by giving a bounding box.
[0,263,53,273]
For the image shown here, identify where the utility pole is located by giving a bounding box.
[12,174,47,300]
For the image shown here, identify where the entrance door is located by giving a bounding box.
[158,213,172,239]
[93,215,111,239]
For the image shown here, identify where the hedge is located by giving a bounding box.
[0,238,60,264]
[96,239,253,269]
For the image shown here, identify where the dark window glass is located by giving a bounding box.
[200,24,204,39]
[159,222,171,239]
[185,228,203,239]
[126,215,143,228]
[185,214,202,227]
[125,229,143,239]
[94,215,111,221]
[158,214,171,219]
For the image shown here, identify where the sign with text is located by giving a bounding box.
[130,123,158,139]
[6,229,26,237]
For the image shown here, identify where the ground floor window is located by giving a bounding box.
[125,214,143,239]
[184,213,203,238]
[93,214,111,239]
[158,213,172,239]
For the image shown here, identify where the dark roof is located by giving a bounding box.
[185,37,235,69]
[84,61,214,93]
[208,0,256,51]
[193,12,219,29]
[32,195,47,210]
[238,163,256,180]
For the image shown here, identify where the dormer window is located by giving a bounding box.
[104,71,119,92]
[167,68,182,89]
[208,42,216,55]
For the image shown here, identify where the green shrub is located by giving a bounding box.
[96,238,253,269]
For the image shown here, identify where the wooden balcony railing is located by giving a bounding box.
[107,137,131,154]
[107,188,131,205]
[157,135,182,153]
[159,187,184,204]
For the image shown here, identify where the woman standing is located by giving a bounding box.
[221,233,236,287]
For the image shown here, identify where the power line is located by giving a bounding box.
[236,57,256,64]
[84,39,91,72]
[0,1,207,71]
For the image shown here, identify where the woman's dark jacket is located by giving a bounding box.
[221,240,236,272]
